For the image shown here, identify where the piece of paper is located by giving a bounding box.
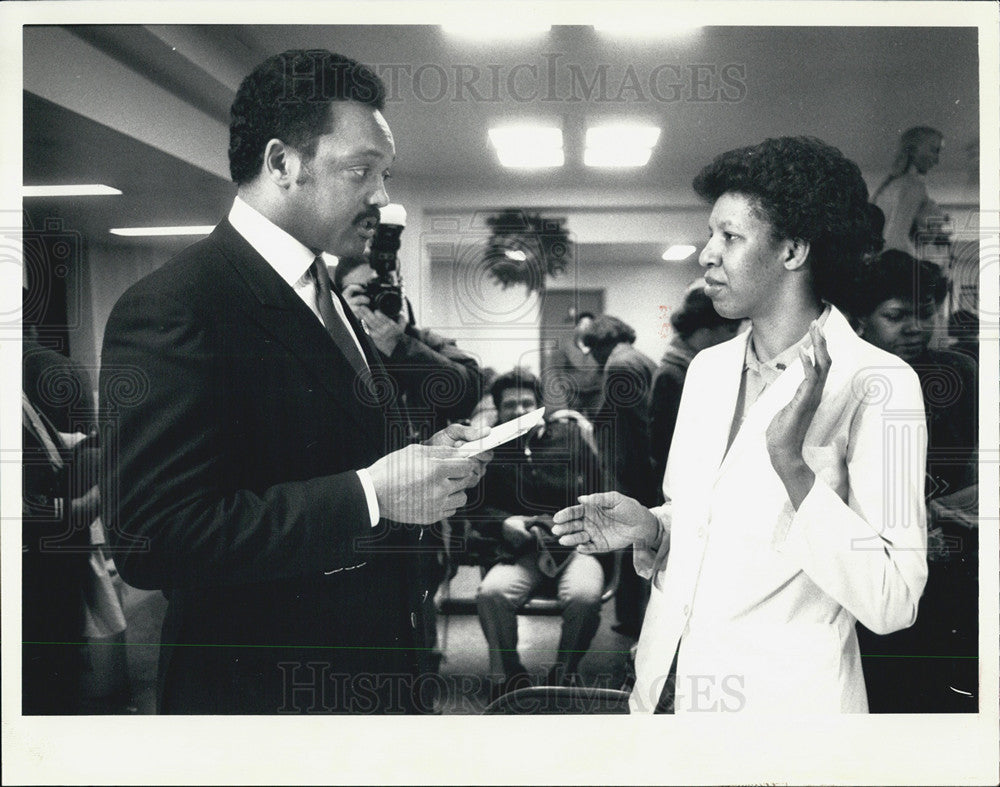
[454,406,545,456]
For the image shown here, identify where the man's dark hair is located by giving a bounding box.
[671,287,742,338]
[847,249,950,319]
[491,368,542,412]
[692,136,883,310]
[229,49,386,184]
[580,315,636,351]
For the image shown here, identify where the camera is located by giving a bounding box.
[364,203,406,320]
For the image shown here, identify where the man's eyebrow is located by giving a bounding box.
[346,147,395,160]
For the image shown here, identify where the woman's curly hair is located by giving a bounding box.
[229,49,385,185]
[846,249,950,319]
[692,136,884,309]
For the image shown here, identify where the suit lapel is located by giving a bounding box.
[207,220,378,431]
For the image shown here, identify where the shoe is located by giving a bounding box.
[611,622,641,639]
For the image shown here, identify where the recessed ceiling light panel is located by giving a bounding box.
[110,226,214,237]
[24,184,122,197]
[662,244,697,261]
[489,124,564,169]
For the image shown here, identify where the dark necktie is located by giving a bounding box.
[309,256,369,379]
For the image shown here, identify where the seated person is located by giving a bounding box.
[462,369,612,700]
[851,249,978,712]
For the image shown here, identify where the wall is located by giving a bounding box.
[414,202,708,375]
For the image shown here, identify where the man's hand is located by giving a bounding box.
[427,421,493,482]
[766,321,829,509]
[552,491,660,554]
[367,442,486,525]
[426,422,489,449]
[342,284,405,356]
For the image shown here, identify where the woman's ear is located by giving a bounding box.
[782,238,811,271]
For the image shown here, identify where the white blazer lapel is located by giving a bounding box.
[693,331,750,481]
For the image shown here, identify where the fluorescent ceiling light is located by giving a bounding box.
[442,22,551,39]
[586,124,661,150]
[489,125,563,151]
[662,245,697,261]
[584,148,653,167]
[24,184,122,197]
[110,225,214,237]
[489,125,564,169]
[584,124,660,168]
[495,148,565,168]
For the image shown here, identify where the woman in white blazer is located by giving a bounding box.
[554,137,928,714]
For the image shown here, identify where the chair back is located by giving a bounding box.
[483,686,631,714]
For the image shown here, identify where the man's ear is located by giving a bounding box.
[782,237,811,271]
[262,138,300,188]
[854,316,868,337]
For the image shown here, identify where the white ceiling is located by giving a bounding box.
[22,23,982,256]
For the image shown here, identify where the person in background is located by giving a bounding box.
[648,286,743,495]
[21,322,98,714]
[468,366,499,428]
[851,249,978,712]
[872,126,951,257]
[542,310,604,419]
[554,136,927,714]
[463,369,612,701]
[948,308,979,366]
[581,315,658,639]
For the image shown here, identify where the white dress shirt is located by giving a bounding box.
[228,197,380,527]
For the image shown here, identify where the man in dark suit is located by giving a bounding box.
[99,50,489,714]
[581,315,658,639]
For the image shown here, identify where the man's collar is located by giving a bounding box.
[228,197,317,287]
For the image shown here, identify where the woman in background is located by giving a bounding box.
[873,126,951,257]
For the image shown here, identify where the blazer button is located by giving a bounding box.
[682,604,691,617]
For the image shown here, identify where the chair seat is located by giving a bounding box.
[482,686,631,714]
[436,553,621,616]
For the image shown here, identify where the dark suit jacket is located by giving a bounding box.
[594,342,658,507]
[648,343,694,501]
[100,219,424,714]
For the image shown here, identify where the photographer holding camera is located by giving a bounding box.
[334,205,483,439]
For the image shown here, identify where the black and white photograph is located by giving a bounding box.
[3,1,998,784]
